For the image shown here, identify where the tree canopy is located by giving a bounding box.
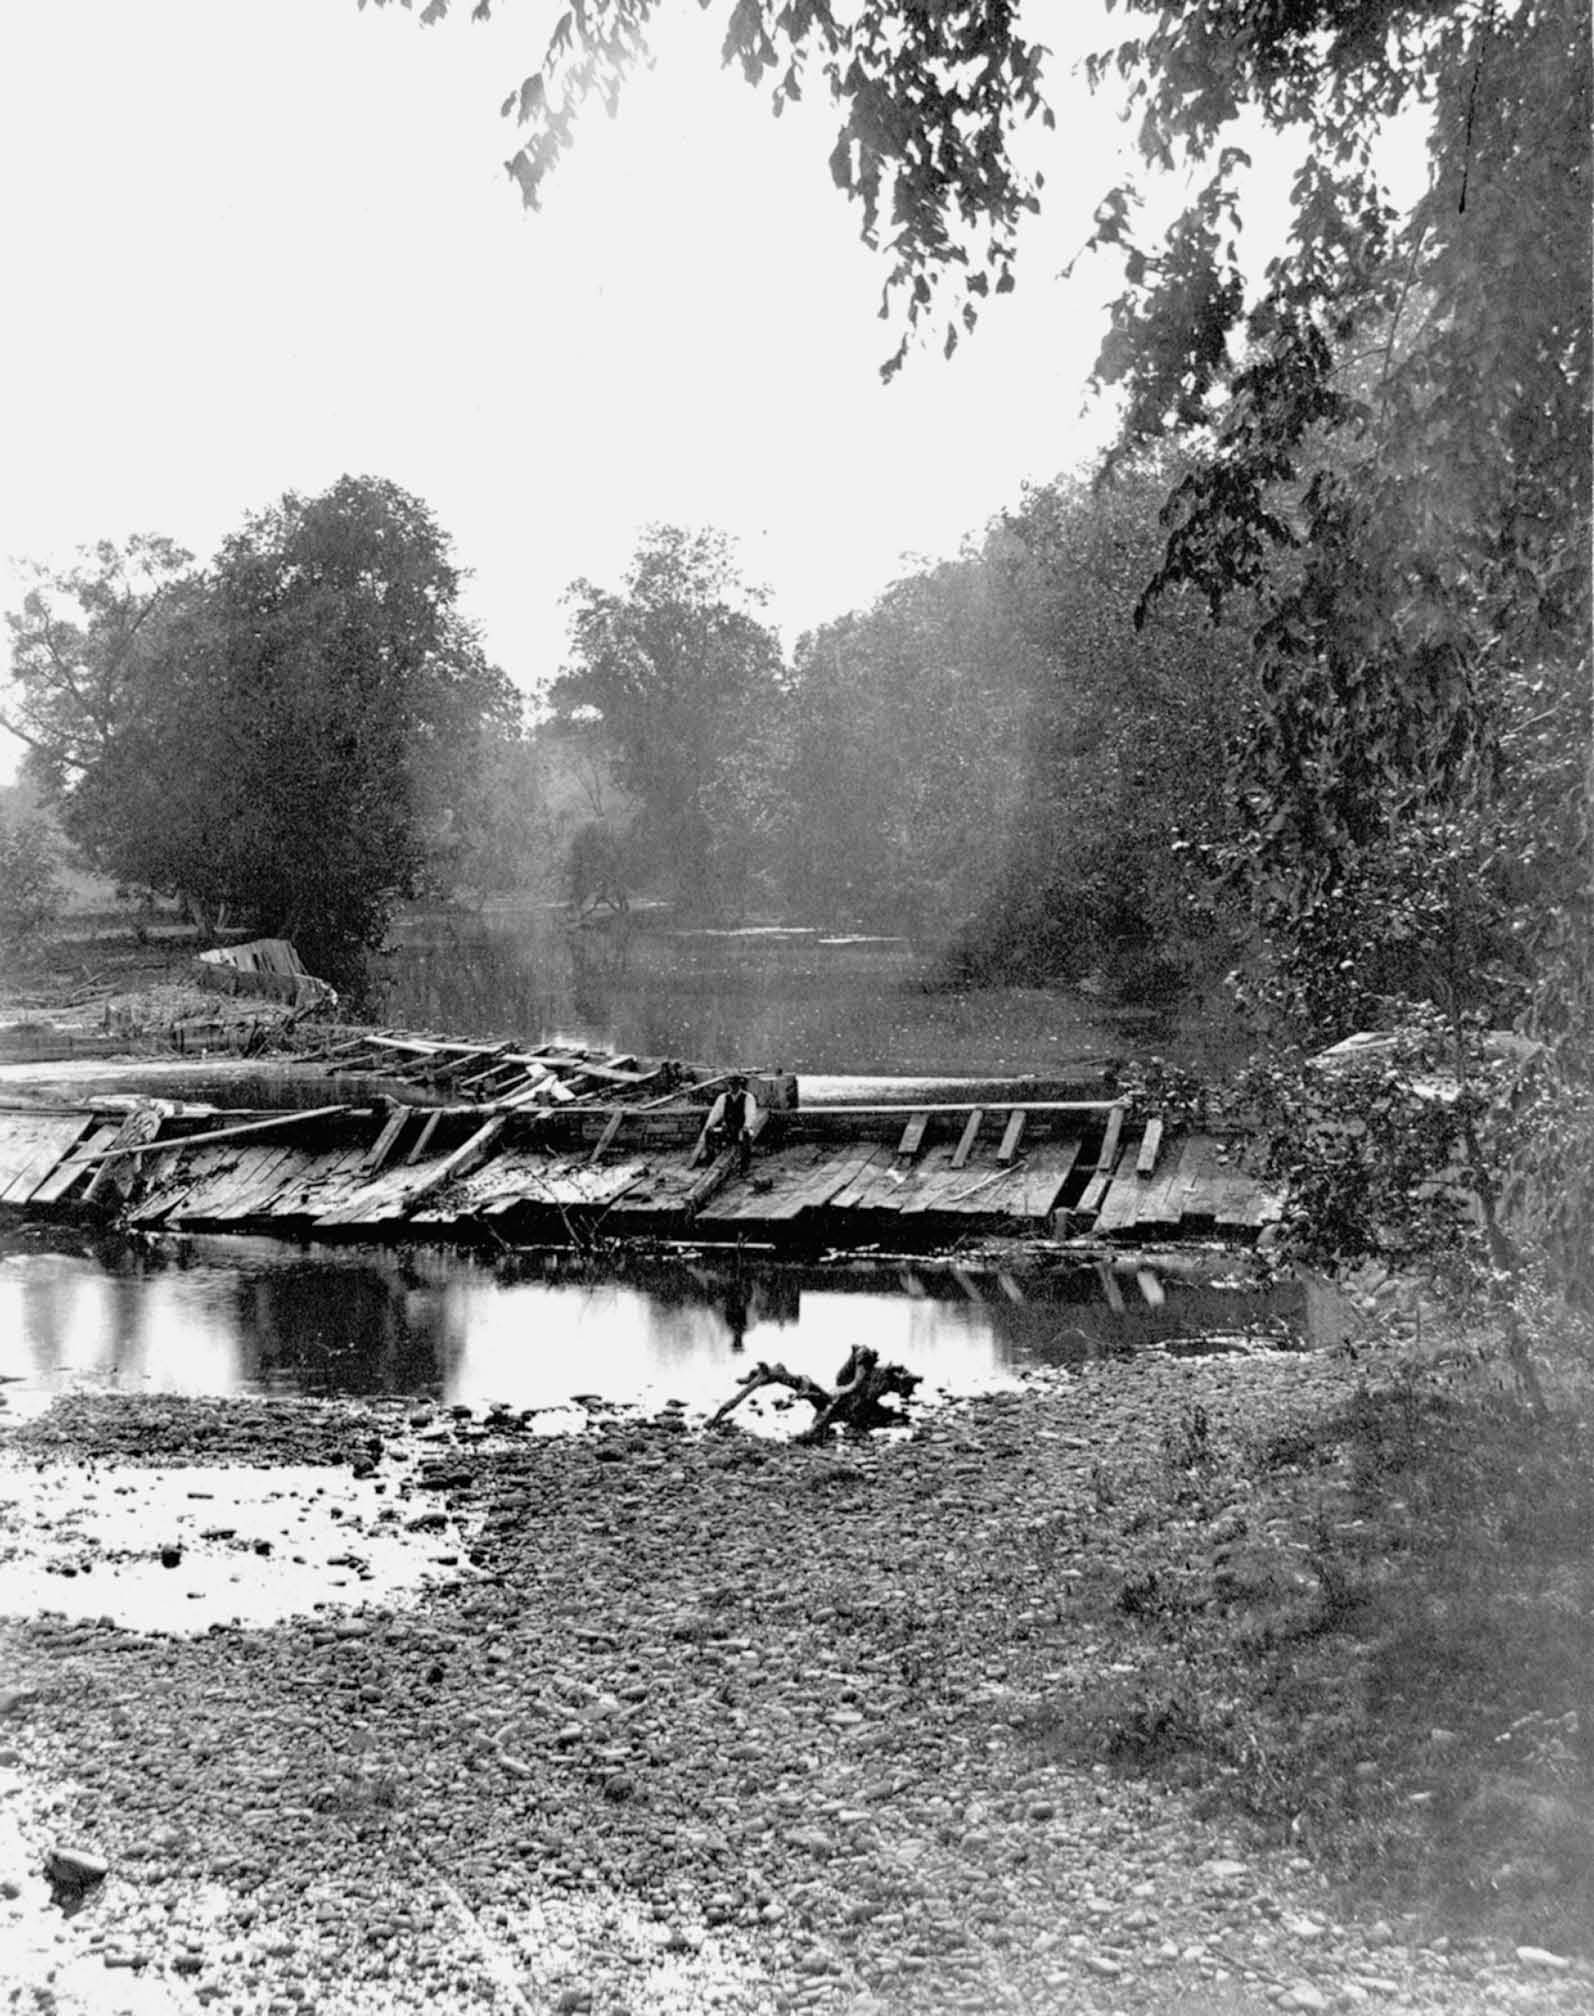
[2,535,202,792]
[546,525,785,915]
[363,0,1052,377]
[13,478,520,996]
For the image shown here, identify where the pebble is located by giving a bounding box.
[0,1379,1587,2016]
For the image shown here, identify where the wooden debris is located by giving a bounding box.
[706,1345,922,1442]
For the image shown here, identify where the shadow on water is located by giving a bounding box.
[0,1226,1311,1423]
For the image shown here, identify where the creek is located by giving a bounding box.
[0,908,1315,1431]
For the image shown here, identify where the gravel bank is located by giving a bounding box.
[2,1354,1589,2016]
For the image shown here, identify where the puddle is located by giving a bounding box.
[0,1456,468,1634]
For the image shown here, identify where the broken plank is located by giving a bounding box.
[589,1110,625,1163]
[949,1108,985,1171]
[1014,1135,1086,1221]
[29,1120,121,1193]
[1076,1142,1126,1217]
[191,1143,304,1221]
[3,1116,94,1204]
[318,1116,507,1227]
[996,1109,1027,1165]
[0,1116,62,1203]
[404,1109,444,1165]
[260,1143,371,1218]
[1134,1135,1195,1226]
[896,1110,931,1158]
[363,1108,412,1174]
[1091,1134,1153,1234]
[1136,1115,1165,1176]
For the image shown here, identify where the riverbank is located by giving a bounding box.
[2,1333,1590,2016]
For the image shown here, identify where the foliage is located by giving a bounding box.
[547,525,785,917]
[1,535,201,796]
[363,0,1051,378]
[1077,13,1590,967]
[0,813,65,949]
[1052,1362,1594,1953]
[948,461,1249,992]
[53,478,518,997]
[776,553,1029,934]
[1068,0,1592,1333]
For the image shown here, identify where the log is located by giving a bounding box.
[707,1344,921,1443]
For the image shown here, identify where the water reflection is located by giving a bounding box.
[0,1230,1306,1421]
[380,909,1244,1079]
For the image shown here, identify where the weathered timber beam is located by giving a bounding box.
[58,1104,357,1170]
[949,1108,985,1170]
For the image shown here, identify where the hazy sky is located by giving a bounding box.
[0,0,1343,777]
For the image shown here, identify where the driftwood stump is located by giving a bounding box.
[707,1345,922,1442]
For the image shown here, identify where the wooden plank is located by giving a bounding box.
[896,1110,930,1158]
[404,1109,444,1165]
[1015,1135,1085,1220]
[229,1145,327,1219]
[364,1109,411,1174]
[59,1104,355,1170]
[1136,1115,1165,1176]
[949,1108,984,1172]
[1160,1133,1224,1224]
[754,1142,878,1222]
[194,1143,303,1221]
[1091,1133,1152,1234]
[160,1154,254,1223]
[996,1109,1026,1165]
[1076,1105,1128,1215]
[12,1116,99,1205]
[27,1123,121,1205]
[318,1116,507,1226]
[589,1111,625,1163]
[1133,1135,1194,1227]
[0,1117,58,1202]
[898,1146,972,1214]
[826,1146,898,1212]
[126,1143,233,1225]
[260,1144,370,1218]
[1097,1102,1126,1172]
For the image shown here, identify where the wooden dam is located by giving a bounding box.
[0,1030,1282,1250]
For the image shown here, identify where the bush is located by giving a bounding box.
[0,815,64,949]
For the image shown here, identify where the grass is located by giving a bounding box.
[1020,1333,1594,1955]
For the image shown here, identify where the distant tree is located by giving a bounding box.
[0,814,64,950]
[67,477,519,995]
[547,526,786,915]
[950,463,1250,996]
[2,535,200,795]
[780,556,1029,934]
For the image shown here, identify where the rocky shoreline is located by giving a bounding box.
[2,1354,1590,2016]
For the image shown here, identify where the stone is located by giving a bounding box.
[1283,1987,1330,2012]
[45,1846,108,1891]
[1516,1946,1570,1971]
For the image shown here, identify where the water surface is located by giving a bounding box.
[1,1230,1305,1424]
